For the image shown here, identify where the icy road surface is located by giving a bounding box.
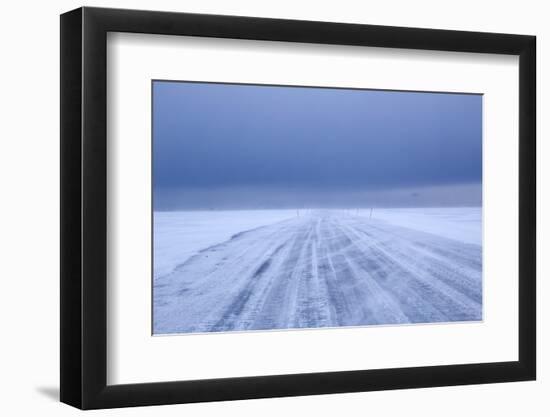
[153,210,482,334]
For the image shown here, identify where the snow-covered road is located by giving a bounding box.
[154,211,482,334]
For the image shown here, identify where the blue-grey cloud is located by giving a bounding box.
[153,81,481,209]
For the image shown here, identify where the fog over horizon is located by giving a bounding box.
[154,183,482,211]
[153,81,482,211]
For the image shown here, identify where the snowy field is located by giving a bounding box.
[153,208,482,334]
[153,210,299,279]
[363,207,481,245]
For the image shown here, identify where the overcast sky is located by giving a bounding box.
[153,81,482,210]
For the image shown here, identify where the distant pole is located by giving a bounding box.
[369,207,373,219]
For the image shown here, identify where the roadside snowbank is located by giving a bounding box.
[154,210,298,279]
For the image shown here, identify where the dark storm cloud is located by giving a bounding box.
[153,81,482,209]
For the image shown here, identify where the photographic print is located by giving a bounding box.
[152,81,482,335]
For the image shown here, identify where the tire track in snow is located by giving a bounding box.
[154,211,482,334]
[333,217,478,322]
[342,217,482,307]
[153,219,307,333]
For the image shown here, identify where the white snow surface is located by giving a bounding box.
[362,207,482,245]
[153,208,482,334]
[154,209,300,279]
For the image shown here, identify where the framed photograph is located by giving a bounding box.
[60,7,536,409]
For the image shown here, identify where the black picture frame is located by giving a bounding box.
[60,6,536,410]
